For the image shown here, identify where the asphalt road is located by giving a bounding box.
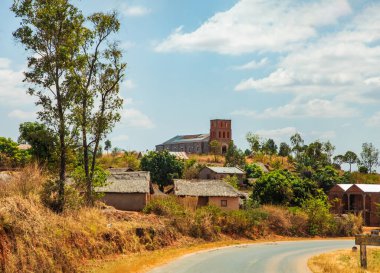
[149,240,354,273]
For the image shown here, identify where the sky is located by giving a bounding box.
[0,0,379,161]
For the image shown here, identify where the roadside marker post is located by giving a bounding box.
[355,230,380,269]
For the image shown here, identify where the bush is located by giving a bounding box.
[245,163,264,179]
[143,196,186,217]
[302,196,334,236]
[332,213,363,236]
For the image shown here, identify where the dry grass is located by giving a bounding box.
[188,154,225,165]
[308,248,380,273]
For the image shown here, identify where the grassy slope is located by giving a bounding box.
[308,248,380,273]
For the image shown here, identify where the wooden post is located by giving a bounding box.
[360,244,367,269]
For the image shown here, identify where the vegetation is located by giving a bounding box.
[225,141,245,168]
[309,249,380,273]
[0,137,31,168]
[140,150,184,191]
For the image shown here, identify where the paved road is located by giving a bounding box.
[149,240,353,273]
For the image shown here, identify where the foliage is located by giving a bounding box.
[291,178,319,207]
[253,170,294,205]
[209,140,221,162]
[245,163,264,178]
[312,166,341,193]
[262,138,277,158]
[302,195,333,236]
[358,165,369,174]
[360,142,379,173]
[225,141,246,168]
[246,132,261,156]
[343,151,358,172]
[290,133,304,157]
[123,152,140,170]
[182,159,202,179]
[71,165,108,199]
[278,142,291,157]
[104,140,112,154]
[223,175,239,189]
[18,122,57,165]
[140,150,184,191]
[0,137,31,168]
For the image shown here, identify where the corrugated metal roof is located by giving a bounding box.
[354,184,380,193]
[169,151,189,160]
[206,166,245,174]
[96,171,150,193]
[336,184,353,191]
[174,179,241,197]
[335,184,380,193]
[161,134,210,145]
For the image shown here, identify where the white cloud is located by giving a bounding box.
[232,58,268,70]
[121,108,154,129]
[256,127,298,140]
[121,5,151,17]
[232,98,359,119]
[155,0,351,54]
[8,109,37,120]
[123,79,136,90]
[0,58,32,105]
[366,112,380,127]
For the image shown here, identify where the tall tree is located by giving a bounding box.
[104,140,112,154]
[333,154,345,169]
[290,133,304,158]
[70,12,125,205]
[360,143,379,173]
[343,151,358,172]
[323,141,335,163]
[209,140,221,162]
[12,0,84,212]
[263,138,277,160]
[225,141,246,168]
[278,142,291,157]
[246,132,261,156]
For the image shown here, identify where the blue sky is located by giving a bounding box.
[0,0,379,161]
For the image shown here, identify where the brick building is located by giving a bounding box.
[156,119,232,154]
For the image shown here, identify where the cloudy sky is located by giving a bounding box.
[0,0,379,157]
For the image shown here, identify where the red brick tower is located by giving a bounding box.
[209,119,232,154]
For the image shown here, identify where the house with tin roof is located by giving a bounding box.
[329,183,380,226]
[97,171,152,211]
[198,166,246,183]
[174,179,242,210]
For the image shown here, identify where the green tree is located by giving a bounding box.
[245,163,264,179]
[360,143,379,173]
[333,154,345,169]
[246,132,261,156]
[263,138,277,159]
[323,141,335,163]
[0,137,31,168]
[18,122,57,165]
[252,170,294,205]
[225,141,246,168]
[290,133,304,158]
[278,142,291,157]
[140,150,184,191]
[104,140,112,154]
[12,0,86,212]
[223,175,239,189]
[312,166,341,193]
[343,151,358,172]
[209,140,221,162]
[302,194,333,236]
[70,12,125,206]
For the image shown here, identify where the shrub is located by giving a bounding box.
[245,163,264,179]
[143,196,186,217]
[302,196,334,236]
[333,213,363,236]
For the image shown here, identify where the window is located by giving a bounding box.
[221,200,227,207]
[227,132,230,138]
[219,131,221,138]
[223,131,225,138]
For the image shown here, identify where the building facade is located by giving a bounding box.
[156,119,232,154]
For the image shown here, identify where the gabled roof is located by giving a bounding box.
[96,171,150,194]
[160,134,210,145]
[205,166,245,175]
[174,179,241,197]
[334,183,380,193]
[169,151,189,160]
[334,184,353,191]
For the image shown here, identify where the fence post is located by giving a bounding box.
[360,244,367,269]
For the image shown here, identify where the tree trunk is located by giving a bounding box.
[57,92,66,213]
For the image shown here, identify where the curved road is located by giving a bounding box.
[149,240,353,273]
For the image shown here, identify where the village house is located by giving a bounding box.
[97,170,152,211]
[328,183,380,226]
[198,166,246,183]
[156,119,232,154]
[173,179,242,210]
